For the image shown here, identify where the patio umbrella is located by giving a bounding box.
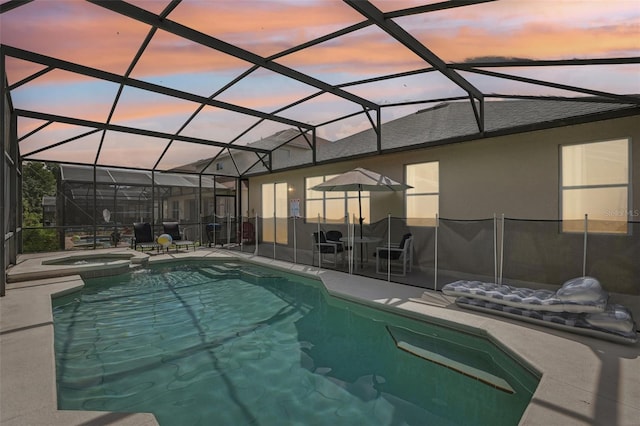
[311,167,412,240]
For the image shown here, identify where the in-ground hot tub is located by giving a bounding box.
[7,250,148,283]
[42,252,133,266]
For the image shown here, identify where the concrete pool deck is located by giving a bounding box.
[1,248,638,425]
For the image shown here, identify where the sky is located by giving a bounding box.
[1,0,639,172]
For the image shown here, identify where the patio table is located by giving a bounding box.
[341,236,381,270]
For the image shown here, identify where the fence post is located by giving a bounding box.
[434,213,438,291]
[500,213,505,285]
[240,216,244,252]
[351,215,355,274]
[254,214,259,256]
[293,215,297,264]
[317,214,321,272]
[583,213,588,277]
[387,213,391,282]
[272,213,276,259]
[213,214,218,247]
[493,213,497,284]
[347,214,352,275]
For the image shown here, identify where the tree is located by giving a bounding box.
[22,161,58,227]
[21,162,60,253]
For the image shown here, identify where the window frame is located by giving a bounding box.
[405,160,439,227]
[559,138,632,235]
[171,200,180,220]
[304,175,370,224]
[261,182,288,244]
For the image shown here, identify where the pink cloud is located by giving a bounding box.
[431,22,640,62]
[2,1,150,74]
[4,0,637,86]
[170,1,366,56]
[110,96,198,125]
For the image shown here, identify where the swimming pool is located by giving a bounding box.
[52,261,539,425]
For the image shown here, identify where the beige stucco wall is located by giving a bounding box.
[248,115,639,222]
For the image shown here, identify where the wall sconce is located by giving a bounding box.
[288,185,294,192]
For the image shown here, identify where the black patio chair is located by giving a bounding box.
[133,222,159,253]
[326,230,350,250]
[163,222,196,252]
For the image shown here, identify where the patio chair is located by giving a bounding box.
[205,223,221,247]
[375,233,413,276]
[132,222,159,253]
[163,222,196,252]
[312,231,345,268]
[237,221,256,245]
[326,230,350,250]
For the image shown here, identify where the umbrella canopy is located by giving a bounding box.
[311,168,412,238]
[311,168,412,193]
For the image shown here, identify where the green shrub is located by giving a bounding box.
[22,228,60,253]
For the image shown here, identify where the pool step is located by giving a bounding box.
[201,263,286,285]
[240,269,286,285]
[200,267,237,280]
[386,325,514,394]
[206,264,241,276]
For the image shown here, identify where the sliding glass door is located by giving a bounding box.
[261,182,288,244]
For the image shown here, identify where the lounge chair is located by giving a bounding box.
[441,277,637,344]
[375,233,413,276]
[163,222,196,252]
[132,222,159,253]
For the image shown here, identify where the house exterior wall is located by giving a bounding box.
[248,115,639,223]
[441,115,639,220]
[247,115,639,305]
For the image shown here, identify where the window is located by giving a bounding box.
[275,148,290,160]
[186,199,197,222]
[171,200,180,220]
[561,139,630,234]
[305,175,369,224]
[405,162,439,226]
[262,182,288,243]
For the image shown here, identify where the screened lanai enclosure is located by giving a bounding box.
[2,0,640,296]
[38,164,238,251]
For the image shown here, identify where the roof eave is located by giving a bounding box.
[244,106,640,177]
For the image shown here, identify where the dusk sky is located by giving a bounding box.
[1,0,639,171]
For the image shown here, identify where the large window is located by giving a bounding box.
[305,175,369,224]
[406,162,439,226]
[561,139,630,233]
[262,182,288,243]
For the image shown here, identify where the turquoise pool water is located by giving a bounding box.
[52,261,538,425]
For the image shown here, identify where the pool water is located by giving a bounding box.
[52,261,538,425]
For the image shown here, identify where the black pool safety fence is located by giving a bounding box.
[217,215,639,297]
[20,215,638,297]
